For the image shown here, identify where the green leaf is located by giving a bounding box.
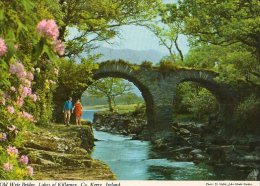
[5,42,15,63]
[43,45,57,64]
[0,9,4,21]
[33,38,45,60]
[21,0,34,12]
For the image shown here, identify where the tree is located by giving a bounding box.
[57,0,161,58]
[88,78,133,112]
[148,3,184,61]
[178,0,260,76]
[173,82,218,121]
[180,44,260,85]
[116,92,144,105]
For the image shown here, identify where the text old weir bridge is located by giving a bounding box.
[89,61,239,130]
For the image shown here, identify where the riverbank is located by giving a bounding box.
[83,104,140,113]
[93,110,146,136]
[92,111,260,180]
[20,123,115,180]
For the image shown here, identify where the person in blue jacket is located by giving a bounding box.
[63,97,73,126]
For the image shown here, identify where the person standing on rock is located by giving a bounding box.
[73,98,83,126]
[63,97,73,126]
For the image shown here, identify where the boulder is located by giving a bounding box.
[178,128,190,135]
[193,154,206,161]
[190,149,203,155]
[171,147,193,153]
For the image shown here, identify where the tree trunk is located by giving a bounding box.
[174,35,184,61]
[107,96,114,112]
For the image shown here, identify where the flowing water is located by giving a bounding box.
[83,110,216,180]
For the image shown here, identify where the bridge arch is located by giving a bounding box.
[92,61,156,128]
[87,61,236,131]
[174,70,234,120]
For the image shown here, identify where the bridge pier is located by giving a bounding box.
[151,105,173,130]
[148,86,175,131]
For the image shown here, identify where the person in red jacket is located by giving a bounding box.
[73,99,83,126]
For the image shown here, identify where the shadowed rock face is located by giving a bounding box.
[90,61,237,130]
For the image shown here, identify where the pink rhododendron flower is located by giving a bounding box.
[9,64,17,74]
[17,70,27,79]
[21,86,26,96]
[27,166,33,176]
[19,111,35,122]
[29,94,37,102]
[19,155,29,165]
[7,146,18,156]
[28,88,32,95]
[16,96,24,107]
[18,85,31,97]
[22,79,31,88]
[54,40,65,56]
[7,105,15,114]
[0,38,7,57]
[4,162,13,172]
[9,61,27,79]
[37,19,59,40]
[0,132,7,141]
[7,125,16,131]
[22,86,29,97]
[27,72,34,81]
[16,62,25,70]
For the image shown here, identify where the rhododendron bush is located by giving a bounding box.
[0,0,63,179]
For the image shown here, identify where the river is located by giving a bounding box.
[83,110,216,180]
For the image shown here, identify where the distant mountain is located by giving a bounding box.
[92,46,167,64]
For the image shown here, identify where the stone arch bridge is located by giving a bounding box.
[91,61,238,131]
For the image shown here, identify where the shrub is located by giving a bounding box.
[0,146,33,179]
[0,0,63,179]
[174,82,218,121]
[233,94,260,133]
[159,60,179,72]
[140,61,153,69]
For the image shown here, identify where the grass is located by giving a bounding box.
[83,103,140,113]
[83,105,107,110]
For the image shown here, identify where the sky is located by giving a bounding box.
[100,0,190,54]
[102,25,190,55]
